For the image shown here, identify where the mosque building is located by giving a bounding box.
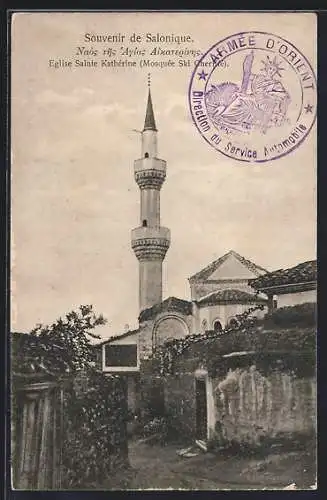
[98,82,316,413]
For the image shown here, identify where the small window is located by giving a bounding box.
[144,152,149,158]
[213,320,222,333]
[273,295,278,309]
[105,344,138,367]
[142,219,147,227]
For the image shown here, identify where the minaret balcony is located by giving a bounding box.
[134,158,167,190]
[131,226,170,261]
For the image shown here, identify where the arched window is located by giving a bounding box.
[153,316,189,347]
[213,320,222,333]
[201,319,208,332]
[142,219,147,227]
[144,152,149,158]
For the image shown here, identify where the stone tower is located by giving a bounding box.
[131,81,170,312]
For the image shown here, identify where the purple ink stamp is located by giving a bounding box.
[189,32,317,163]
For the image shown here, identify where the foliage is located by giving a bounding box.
[62,370,128,488]
[11,305,129,488]
[150,305,264,375]
[148,303,316,377]
[263,302,316,329]
[143,417,168,438]
[11,305,106,376]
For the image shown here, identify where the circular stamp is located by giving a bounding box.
[189,32,317,163]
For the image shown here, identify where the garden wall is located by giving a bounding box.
[160,351,316,448]
[140,305,316,448]
[140,356,198,439]
[211,363,316,446]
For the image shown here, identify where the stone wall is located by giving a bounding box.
[158,355,315,447]
[164,374,196,438]
[276,289,317,309]
[212,366,316,446]
[163,356,200,438]
[139,366,165,421]
[138,320,154,359]
[138,312,193,359]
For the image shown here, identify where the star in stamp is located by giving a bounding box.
[189,32,317,163]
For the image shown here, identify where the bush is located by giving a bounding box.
[264,303,316,328]
[12,305,129,489]
[62,370,129,488]
[143,416,168,438]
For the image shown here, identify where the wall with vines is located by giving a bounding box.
[140,303,316,447]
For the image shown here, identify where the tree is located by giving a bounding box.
[12,304,106,376]
[12,306,129,488]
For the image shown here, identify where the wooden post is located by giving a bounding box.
[51,386,64,489]
[37,390,52,489]
[52,390,58,488]
[31,394,45,486]
[19,391,38,489]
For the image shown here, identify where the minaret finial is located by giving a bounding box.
[143,75,157,131]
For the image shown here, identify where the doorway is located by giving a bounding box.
[195,378,207,440]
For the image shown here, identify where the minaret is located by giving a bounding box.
[131,76,170,312]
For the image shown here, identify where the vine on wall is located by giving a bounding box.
[149,303,316,377]
[150,305,264,375]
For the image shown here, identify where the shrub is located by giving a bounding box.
[11,305,129,489]
[264,303,316,328]
[143,416,168,437]
[62,370,128,488]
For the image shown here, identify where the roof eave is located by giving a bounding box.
[97,329,139,346]
[251,281,317,295]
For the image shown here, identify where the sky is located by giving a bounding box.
[11,12,317,339]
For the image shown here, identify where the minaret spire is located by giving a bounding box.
[131,78,170,314]
[143,74,157,131]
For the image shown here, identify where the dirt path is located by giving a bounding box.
[127,441,225,490]
[102,439,316,490]
[120,440,314,489]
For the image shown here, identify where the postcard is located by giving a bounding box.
[10,11,317,490]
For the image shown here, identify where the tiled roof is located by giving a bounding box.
[249,260,317,290]
[196,289,267,306]
[139,296,193,323]
[189,250,268,282]
[95,329,139,346]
